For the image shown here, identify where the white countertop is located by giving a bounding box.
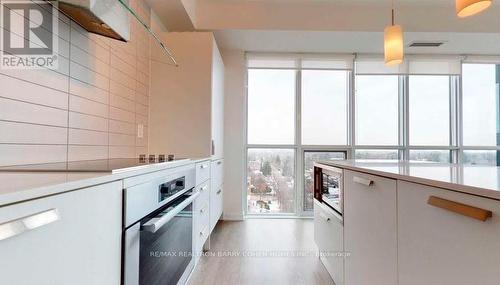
[317,160,500,201]
[0,159,196,207]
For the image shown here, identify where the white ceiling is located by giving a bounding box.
[215,30,500,55]
[145,0,194,31]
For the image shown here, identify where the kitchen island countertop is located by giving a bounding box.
[317,160,500,201]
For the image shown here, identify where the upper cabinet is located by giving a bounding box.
[149,32,224,159]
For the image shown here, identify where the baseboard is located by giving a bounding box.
[222,213,244,221]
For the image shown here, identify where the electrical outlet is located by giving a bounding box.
[137,124,144,138]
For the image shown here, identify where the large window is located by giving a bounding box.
[246,55,500,216]
[355,75,399,146]
[247,69,296,145]
[246,56,351,215]
[247,149,295,214]
[409,76,450,146]
[461,63,500,165]
[462,64,498,146]
[301,70,348,145]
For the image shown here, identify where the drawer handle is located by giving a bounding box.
[200,208,205,214]
[217,161,222,165]
[216,189,222,195]
[200,186,208,192]
[0,209,60,241]
[427,196,493,222]
[200,231,205,237]
[353,176,373,187]
[200,164,208,169]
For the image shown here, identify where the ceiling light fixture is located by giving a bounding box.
[456,0,492,17]
[384,2,404,66]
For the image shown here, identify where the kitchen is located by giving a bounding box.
[0,0,499,285]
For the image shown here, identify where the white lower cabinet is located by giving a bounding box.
[194,180,210,260]
[344,170,397,285]
[0,181,122,285]
[209,159,223,232]
[398,181,500,285]
[314,200,344,285]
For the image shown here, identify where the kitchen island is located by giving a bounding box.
[314,160,500,285]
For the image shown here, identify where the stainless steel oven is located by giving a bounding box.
[314,163,343,216]
[123,167,198,285]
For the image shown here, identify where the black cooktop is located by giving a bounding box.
[0,158,187,173]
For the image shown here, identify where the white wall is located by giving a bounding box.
[221,49,246,220]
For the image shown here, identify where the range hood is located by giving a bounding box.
[58,0,130,42]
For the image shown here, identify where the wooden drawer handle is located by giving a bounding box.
[353,176,373,187]
[427,196,493,222]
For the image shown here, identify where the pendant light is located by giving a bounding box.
[456,0,492,18]
[384,3,404,66]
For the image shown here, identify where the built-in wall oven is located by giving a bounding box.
[123,166,198,285]
[314,163,343,216]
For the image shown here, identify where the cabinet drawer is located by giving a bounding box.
[344,170,397,285]
[211,159,223,189]
[195,180,210,209]
[196,224,210,253]
[0,182,122,285]
[196,161,211,185]
[398,181,500,285]
[314,200,344,285]
[209,185,223,232]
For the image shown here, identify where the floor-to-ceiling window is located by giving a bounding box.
[245,54,500,216]
[461,63,500,165]
[246,55,351,215]
[247,67,296,214]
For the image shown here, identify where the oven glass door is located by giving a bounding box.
[138,197,193,285]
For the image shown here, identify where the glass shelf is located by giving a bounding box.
[117,0,178,66]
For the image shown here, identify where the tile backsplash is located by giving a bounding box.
[0,0,151,166]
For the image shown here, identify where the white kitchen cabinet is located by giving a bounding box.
[398,181,500,285]
[344,170,397,285]
[195,160,211,186]
[209,159,224,232]
[193,180,210,262]
[314,200,344,285]
[0,181,122,285]
[149,32,224,160]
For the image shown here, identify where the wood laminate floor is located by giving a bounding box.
[188,219,335,285]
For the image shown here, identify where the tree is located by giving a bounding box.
[274,155,281,166]
[282,158,293,177]
[261,160,272,176]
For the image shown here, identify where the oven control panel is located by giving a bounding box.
[159,176,186,202]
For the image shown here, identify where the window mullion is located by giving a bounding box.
[400,75,410,160]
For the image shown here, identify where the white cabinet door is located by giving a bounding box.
[344,170,397,285]
[398,181,500,285]
[0,181,122,285]
[211,159,224,190]
[193,180,210,260]
[314,200,344,285]
[209,159,224,233]
[211,39,224,160]
[209,184,223,233]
